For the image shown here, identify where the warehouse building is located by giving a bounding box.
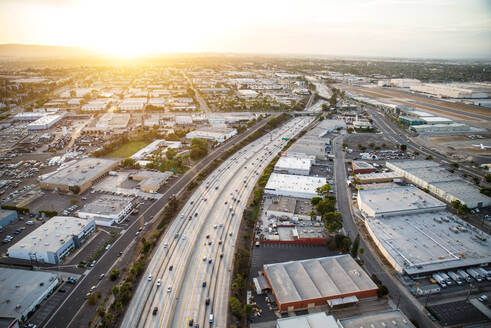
[118,98,146,111]
[0,268,60,324]
[357,186,446,218]
[358,187,491,275]
[263,255,378,312]
[0,209,18,229]
[89,112,130,133]
[411,123,470,133]
[129,170,173,193]
[82,99,111,111]
[186,127,237,143]
[39,158,119,194]
[8,216,96,264]
[13,112,46,121]
[386,160,491,208]
[338,310,415,328]
[354,171,403,184]
[352,161,377,174]
[77,194,134,226]
[131,139,166,160]
[274,156,312,176]
[276,312,338,328]
[265,173,327,199]
[27,113,64,130]
[410,83,489,99]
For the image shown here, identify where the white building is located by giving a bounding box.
[274,156,312,176]
[186,127,237,143]
[265,173,327,199]
[175,115,193,125]
[82,99,111,111]
[118,98,147,111]
[77,195,134,226]
[410,83,489,99]
[131,139,166,160]
[389,78,421,88]
[386,160,490,208]
[27,113,64,130]
[13,112,46,121]
[8,216,96,264]
[238,89,258,99]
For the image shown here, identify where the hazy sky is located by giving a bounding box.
[1,0,490,58]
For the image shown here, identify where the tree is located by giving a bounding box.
[69,185,80,195]
[425,155,433,160]
[377,285,389,297]
[315,184,331,198]
[112,285,119,296]
[359,247,365,255]
[87,293,98,305]
[231,273,245,296]
[322,103,329,111]
[472,176,480,185]
[400,144,407,152]
[351,234,360,258]
[97,306,106,317]
[310,197,322,205]
[110,269,120,281]
[485,174,491,183]
[329,93,337,108]
[322,212,343,233]
[166,148,177,160]
[229,296,243,318]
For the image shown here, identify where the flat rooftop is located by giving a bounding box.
[277,312,338,328]
[355,171,403,181]
[8,216,94,254]
[275,156,312,172]
[130,170,173,189]
[358,186,446,216]
[264,255,377,305]
[352,161,375,170]
[0,268,58,319]
[265,173,327,198]
[339,310,415,328]
[78,194,133,217]
[366,211,491,275]
[39,157,118,187]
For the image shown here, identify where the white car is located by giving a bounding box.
[156,279,161,287]
[26,221,34,225]
[148,275,152,281]
[167,285,172,293]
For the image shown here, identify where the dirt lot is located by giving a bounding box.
[342,133,397,151]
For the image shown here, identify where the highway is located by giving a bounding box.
[306,76,332,100]
[42,114,282,328]
[332,136,437,328]
[122,113,319,327]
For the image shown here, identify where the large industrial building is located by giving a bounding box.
[265,173,327,199]
[186,127,237,143]
[274,156,312,176]
[338,310,415,328]
[92,113,130,132]
[263,255,378,312]
[8,216,96,264]
[118,98,147,111]
[0,209,18,229]
[27,113,64,130]
[82,99,111,111]
[129,170,173,193]
[77,194,134,226]
[354,171,403,184]
[0,268,60,324]
[39,158,119,194]
[358,186,491,275]
[410,83,490,99]
[276,312,338,328]
[386,160,491,208]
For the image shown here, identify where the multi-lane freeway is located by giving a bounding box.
[122,115,317,328]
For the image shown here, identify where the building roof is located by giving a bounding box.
[264,255,377,305]
[265,173,326,198]
[78,194,133,219]
[275,156,312,172]
[352,161,375,170]
[39,158,118,187]
[355,171,403,182]
[8,216,94,255]
[358,186,446,216]
[0,209,17,220]
[277,312,339,328]
[267,196,296,214]
[130,170,173,190]
[422,116,453,123]
[339,310,415,328]
[366,211,491,275]
[0,268,59,319]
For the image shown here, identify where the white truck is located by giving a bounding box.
[466,268,482,282]
[439,272,453,286]
[432,273,447,288]
[447,271,463,285]
[457,269,472,283]
[475,267,491,281]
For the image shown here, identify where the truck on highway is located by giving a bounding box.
[447,271,463,285]
[439,272,453,286]
[457,270,472,282]
[431,273,447,288]
[466,268,482,282]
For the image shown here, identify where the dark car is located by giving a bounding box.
[169,265,173,271]
[202,281,206,287]
[153,307,158,315]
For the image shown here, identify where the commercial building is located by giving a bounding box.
[82,99,111,111]
[13,112,46,121]
[265,173,326,199]
[131,139,165,160]
[399,116,425,126]
[411,123,470,133]
[386,160,491,208]
[389,78,421,88]
[39,158,119,194]
[93,113,130,132]
[0,209,18,229]
[77,194,134,226]
[8,216,96,264]
[274,156,312,176]
[186,127,237,143]
[175,116,193,125]
[129,170,173,193]
[0,268,60,324]
[410,83,490,99]
[357,186,446,218]
[422,116,453,125]
[27,113,64,130]
[354,171,403,184]
[263,255,378,312]
[118,98,146,111]
[351,161,377,174]
[276,312,338,328]
[338,310,415,328]
[238,89,258,98]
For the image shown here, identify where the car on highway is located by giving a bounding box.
[203,256,206,261]
[148,275,152,281]
[163,243,168,248]
[167,285,172,293]
[208,259,212,264]
[90,285,96,293]
[156,279,161,287]
[169,265,173,271]
[99,274,105,280]
[202,281,206,287]
[152,307,158,315]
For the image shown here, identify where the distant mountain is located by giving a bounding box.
[0,43,96,58]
